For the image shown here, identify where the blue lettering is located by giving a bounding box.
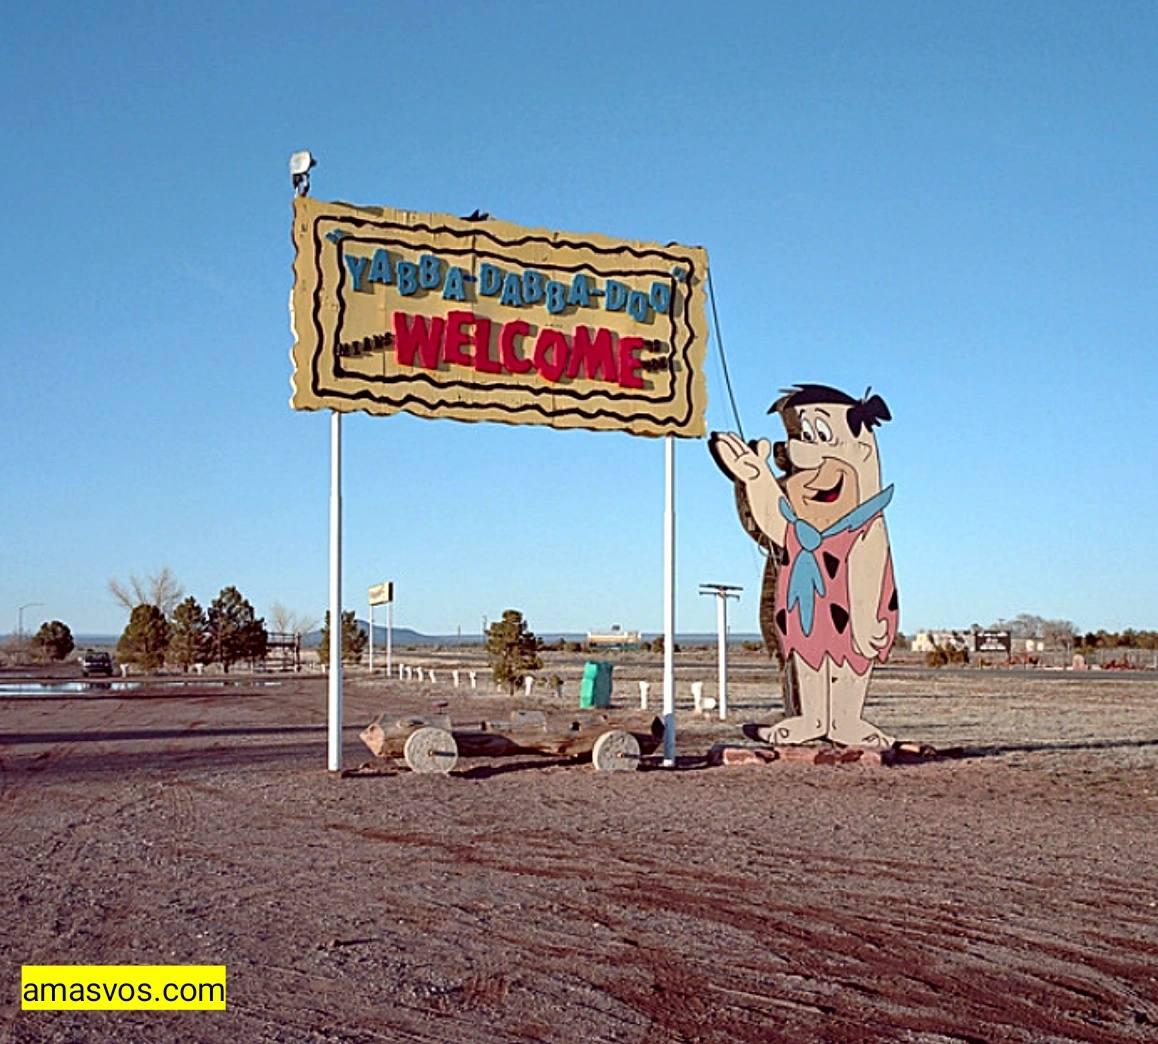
[605,280,628,312]
[419,254,443,290]
[545,280,567,315]
[522,269,545,305]
[344,254,369,292]
[442,266,467,301]
[567,274,593,308]
[500,272,524,306]
[627,290,650,322]
[479,263,503,296]
[649,281,672,315]
[396,261,419,296]
[368,249,393,285]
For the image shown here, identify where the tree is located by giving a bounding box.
[485,609,542,695]
[117,604,170,671]
[317,610,367,666]
[32,620,74,662]
[108,566,184,617]
[269,601,318,637]
[992,613,1045,639]
[1041,619,1076,652]
[207,586,267,673]
[168,596,210,671]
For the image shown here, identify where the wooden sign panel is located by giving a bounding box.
[290,197,709,437]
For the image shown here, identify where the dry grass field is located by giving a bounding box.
[2,650,1156,1043]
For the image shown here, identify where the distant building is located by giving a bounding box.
[911,630,970,653]
[586,625,642,650]
[912,629,1043,655]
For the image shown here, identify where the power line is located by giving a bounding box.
[707,267,744,440]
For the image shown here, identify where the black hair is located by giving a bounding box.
[769,383,891,437]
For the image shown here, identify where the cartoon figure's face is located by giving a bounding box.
[781,404,881,529]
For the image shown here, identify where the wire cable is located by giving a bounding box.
[707,267,744,441]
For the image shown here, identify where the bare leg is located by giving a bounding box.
[827,659,893,747]
[759,655,826,744]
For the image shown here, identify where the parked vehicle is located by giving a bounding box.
[81,651,114,677]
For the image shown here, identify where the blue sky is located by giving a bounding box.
[2,1,1155,637]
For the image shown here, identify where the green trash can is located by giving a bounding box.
[579,660,613,709]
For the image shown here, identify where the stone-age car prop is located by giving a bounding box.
[359,709,665,774]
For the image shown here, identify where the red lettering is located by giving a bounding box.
[472,317,500,374]
[500,319,532,374]
[443,310,474,367]
[533,328,568,383]
[566,325,618,383]
[618,336,645,389]
[392,312,444,370]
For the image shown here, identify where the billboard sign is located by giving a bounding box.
[290,197,709,437]
[975,630,1012,654]
[367,581,393,606]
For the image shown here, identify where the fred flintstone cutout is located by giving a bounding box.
[710,385,898,747]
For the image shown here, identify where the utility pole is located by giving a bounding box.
[699,583,742,720]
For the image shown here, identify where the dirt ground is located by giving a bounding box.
[2,651,1156,1043]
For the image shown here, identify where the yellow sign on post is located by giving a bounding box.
[367,581,393,606]
[290,197,709,437]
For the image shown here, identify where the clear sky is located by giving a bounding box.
[2,1,1156,638]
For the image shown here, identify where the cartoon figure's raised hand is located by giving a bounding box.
[708,432,773,486]
[708,431,786,548]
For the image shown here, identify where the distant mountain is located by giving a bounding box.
[301,623,470,648]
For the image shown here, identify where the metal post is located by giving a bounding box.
[663,435,676,767]
[700,583,741,722]
[713,592,722,722]
[17,602,43,642]
[368,602,374,673]
[386,601,393,676]
[328,410,343,772]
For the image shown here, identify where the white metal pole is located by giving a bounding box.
[328,410,343,772]
[663,435,676,766]
[386,601,393,676]
[368,602,374,673]
[717,592,728,720]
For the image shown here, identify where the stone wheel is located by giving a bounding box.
[403,726,458,774]
[591,729,641,772]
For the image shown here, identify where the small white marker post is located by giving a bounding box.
[699,583,742,721]
[368,601,374,674]
[662,435,676,767]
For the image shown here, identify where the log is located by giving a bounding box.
[359,710,664,762]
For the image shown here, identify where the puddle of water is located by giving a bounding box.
[0,680,283,697]
[0,681,142,696]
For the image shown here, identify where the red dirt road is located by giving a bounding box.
[2,665,1156,1042]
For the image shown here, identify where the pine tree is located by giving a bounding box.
[169,596,210,671]
[117,604,171,671]
[207,586,267,673]
[485,609,542,695]
[32,620,74,662]
[317,610,367,665]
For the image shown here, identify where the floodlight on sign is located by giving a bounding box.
[289,150,316,196]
